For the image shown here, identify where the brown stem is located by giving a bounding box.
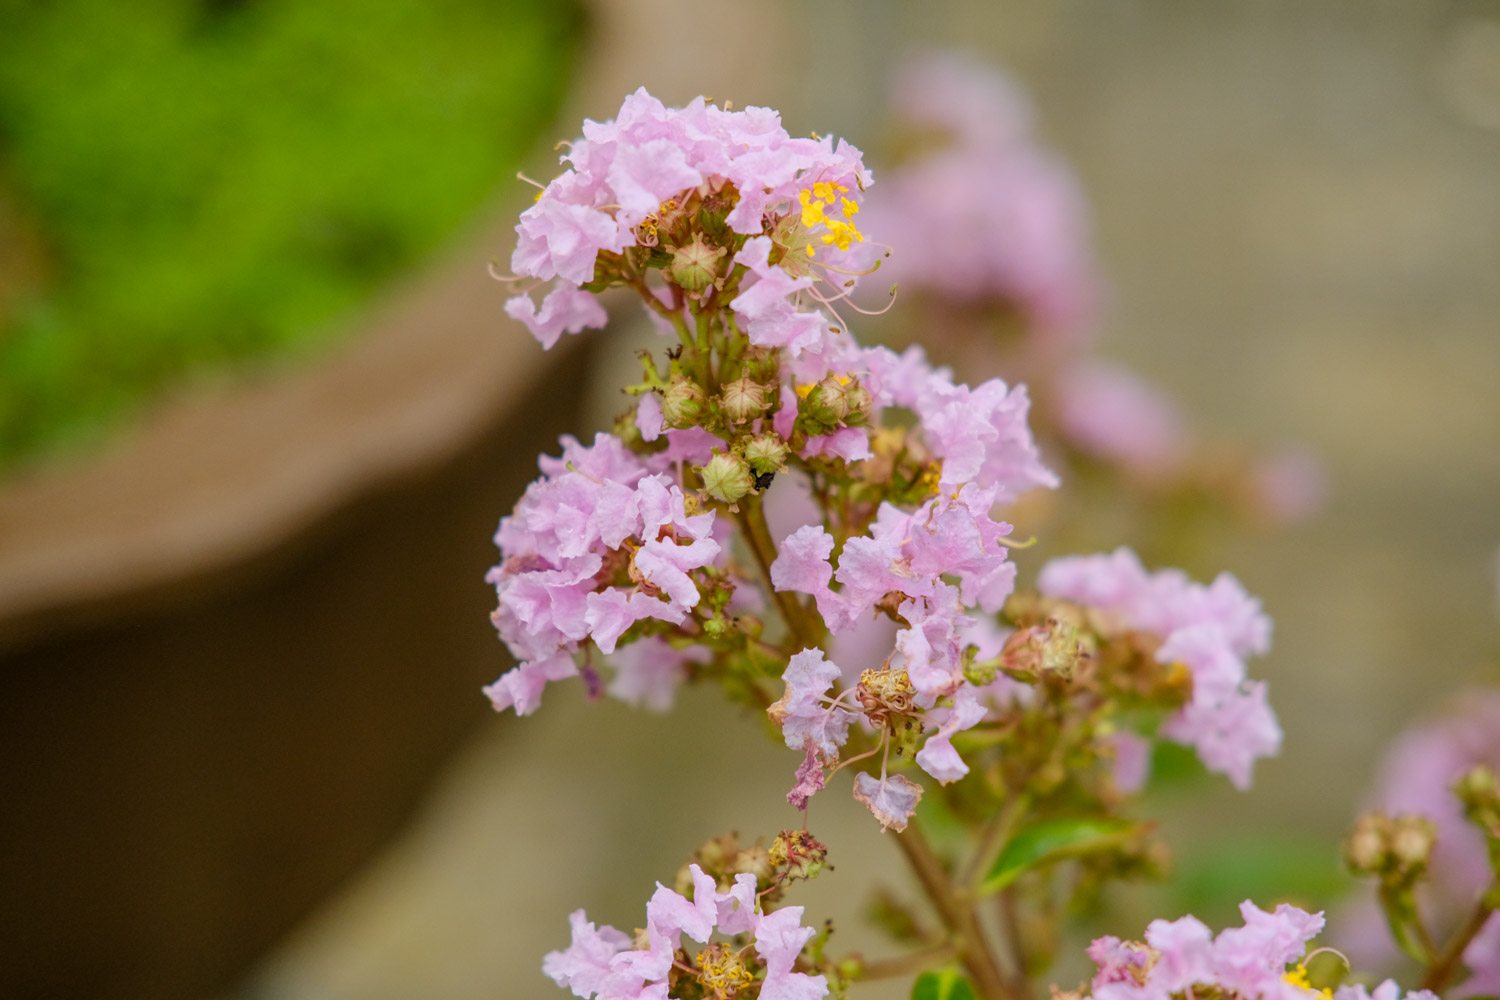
[998,887,1032,997]
[1419,882,1498,993]
[735,494,822,651]
[893,821,1015,1000]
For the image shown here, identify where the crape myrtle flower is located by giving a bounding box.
[1084,901,1329,1000]
[504,88,871,358]
[1037,546,1280,789]
[483,434,724,715]
[543,863,828,1000]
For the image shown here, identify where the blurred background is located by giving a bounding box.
[1,1,1498,998]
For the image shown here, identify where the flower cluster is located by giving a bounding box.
[483,433,722,716]
[544,863,827,1000]
[1080,902,1436,1000]
[505,87,870,353]
[481,84,1355,1000]
[1037,546,1280,789]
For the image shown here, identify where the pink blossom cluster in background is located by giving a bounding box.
[1039,547,1281,789]
[1339,690,1500,996]
[862,52,1098,340]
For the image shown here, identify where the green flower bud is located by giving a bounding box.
[661,376,709,429]
[742,433,789,477]
[844,381,874,427]
[800,374,850,432]
[699,451,755,505]
[741,346,780,384]
[719,376,770,424]
[666,237,726,293]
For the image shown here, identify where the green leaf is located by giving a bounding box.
[911,969,978,1000]
[979,816,1142,896]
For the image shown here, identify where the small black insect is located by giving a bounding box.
[754,470,775,491]
[666,345,683,361]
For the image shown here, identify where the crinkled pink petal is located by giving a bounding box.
[852,772,923,832]
[715,872,760,936]
[787,743,827,811]
[606,138,703,223]
[1142,915,1214,992]
[483,650,578,716]
[644,880,713,949]
[1037,547,1151,615]
[753,905,830,1000]
[1088,935,1155,986]
[1161,681,1281,791]
[770,525,847,626]
[635,392,664,442]
[1155,623,1246,702]
[914,686,988,783]
[543,909,633,998]
[607,636,704,712]
[512,196,628,284]
[504,284,608,350]
[768,649,855,758]
[584,589,686,654]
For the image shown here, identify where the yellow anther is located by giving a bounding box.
[1283,965,1331,998]
[696,944,756,998]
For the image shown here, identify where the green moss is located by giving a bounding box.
[0,0,584,470]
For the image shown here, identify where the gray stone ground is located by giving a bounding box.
[241,2,1500,998]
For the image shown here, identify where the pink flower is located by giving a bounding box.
[486,438,726,715]
[513,192,632,285]
[543,909,633,999]
[767,649,856,758]
[1054,361,1188,476]
[852,772,924,832]
[483,650,579,717]
[787,743,827,811]
[914,686,989,783]
[1038,548,1280,788]
[1088,902,1324,1000]
[505,284,610,349]
[1334,983,1440,1000]
[754,906,830,999]
[730,237,830,357]
[544,865,828,1000]
[895,583,973,702]
[509,88,870,353]
[861,346,1056,501]
[606,637,705,712]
